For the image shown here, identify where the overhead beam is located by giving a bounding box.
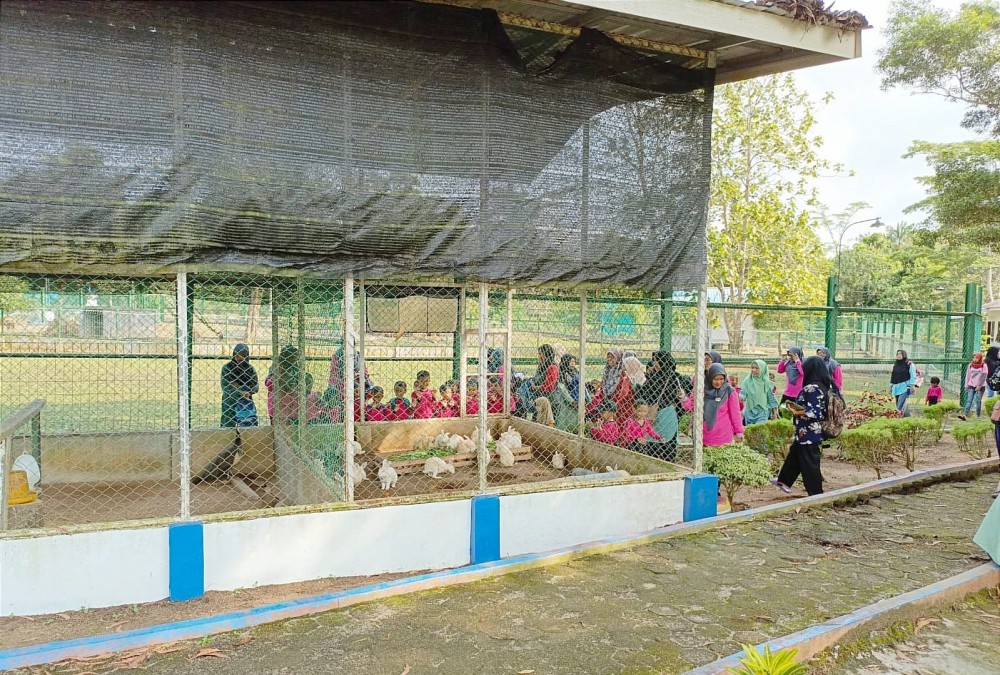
[715,51,845,84]
[551,0,861,60]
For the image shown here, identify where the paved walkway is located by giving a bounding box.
[821,588,1000,674]
[15,474,997,675]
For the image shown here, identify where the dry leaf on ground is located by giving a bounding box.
[192,648,229,660]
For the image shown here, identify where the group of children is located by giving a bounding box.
[361,372,512,422]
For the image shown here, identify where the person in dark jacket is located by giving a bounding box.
[220,344,259,428]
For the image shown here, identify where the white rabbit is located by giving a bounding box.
[551,451,566,470]
[446,434,464,451]
[435,432,452,448]
[378,459,398,491]
[456,437,477,454]
[605,465,630,478]
[472,426,494,445]
[342,439,363,457]
[423,456,456,479]
[350,462,368,484]
[500,426,522,449]
[496,440,516,467]
[413,435,434,451]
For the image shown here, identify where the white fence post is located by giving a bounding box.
[478,283,489,492]
[578,291,587,441]
[176,272,192,519]
[693,285,709,473]
[344,274,356,502]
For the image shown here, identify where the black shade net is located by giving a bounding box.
[0,1,713,290]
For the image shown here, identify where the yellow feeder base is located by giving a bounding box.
[7,470,38,505]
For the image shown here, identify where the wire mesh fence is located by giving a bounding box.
[0,272,983,531]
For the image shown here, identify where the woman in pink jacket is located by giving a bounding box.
[776,347,804,403]
[683,363,744,446]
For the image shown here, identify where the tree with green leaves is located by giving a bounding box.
[878,0,1000,257]
[879,0,1000,136]
[709,75,836,352]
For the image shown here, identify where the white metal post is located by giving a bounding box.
[478,283,489,491]
[458,287,468,416]
[693,285,709,473]
[344,274,356,502]
[578,291,587,439]
[504,289,513,416]
[176,272,192,519]
[358,281,367,423]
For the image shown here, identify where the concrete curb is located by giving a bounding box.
[0,457,995,671]
[685,562,1000,674]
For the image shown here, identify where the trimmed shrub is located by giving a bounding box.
[917,400,962,440]
[953,419,995,459]
[838,427,895,479]
[703,443,773,507]
[865,417,937,471]
[744,418,794,470]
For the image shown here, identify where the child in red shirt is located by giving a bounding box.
[925,376,943,406]
[411,370,437,419]
[589,401,620,445]
[386,381,412,421]
[620,402,662,448]
[730,374,745,412]
[438,382,459,418]
[466,379,480,416]
[365,386,388,422]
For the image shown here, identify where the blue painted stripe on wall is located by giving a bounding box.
[168,521,204,602]
[471,495,500,564]
[683,474,719,522]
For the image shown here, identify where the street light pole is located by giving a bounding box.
[835,217,883,300]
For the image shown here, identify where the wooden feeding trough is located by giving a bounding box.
[376,445,536,476]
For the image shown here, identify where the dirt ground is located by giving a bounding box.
[738,432,991,510]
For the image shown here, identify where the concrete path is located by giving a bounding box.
[821,588,1000,674]
[14,474,997,675]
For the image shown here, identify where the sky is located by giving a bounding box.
[792,0,977,247]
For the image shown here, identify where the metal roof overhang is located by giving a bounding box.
[418,0,863,82]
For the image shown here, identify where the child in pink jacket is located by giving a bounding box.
[683,363,744,446]
[589,401,621,445]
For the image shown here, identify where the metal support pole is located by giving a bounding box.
[578,292,587,441]
[344,274,356,502]
[504,289,514,416]
[659,290,673,351]
[478,284,489,492]
[459,287,468,416]
[176,272,192,519]
[452,287,464,384]
[296,279,307,441]
[693,285,709,473]
[944,301,953,384]
[358,282,367,423]
[824,277,838,355]
[30,414,41,473]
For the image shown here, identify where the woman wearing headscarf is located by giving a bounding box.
[587,349,636,423]
[518,344,559,418]
[220,344,259,428]
[267,345,302,424]
[643,351,687,460]
[776,347,804,403]
[550,354,584,433]
[984,345,1000,398]
[682,363,744,447]
[703,351,722,384]
[816,346,843,391]
[741,359,778,426]
[774,355,831,496]
[890,349,918,415]
[487,348,506,380]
